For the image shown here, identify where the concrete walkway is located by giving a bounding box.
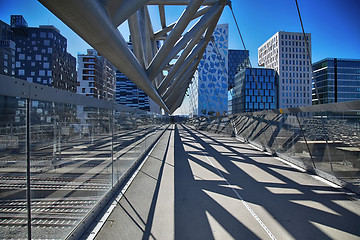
[94,124,360,240]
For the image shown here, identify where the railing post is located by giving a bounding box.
[295,112,316,169]
[111,109,114,187]
[26,98,31,240]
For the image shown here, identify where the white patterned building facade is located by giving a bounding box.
[189,24,228,116]
[258,31,312,109]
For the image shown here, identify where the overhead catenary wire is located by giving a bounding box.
[294,0,334,172]
[228,4,279,153]
[229,4,268,111]
[294,0,321,105]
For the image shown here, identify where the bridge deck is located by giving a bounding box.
[93,124,360,240]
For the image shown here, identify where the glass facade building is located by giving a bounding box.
[228,49,249,89]
[312,58,360,104]
[232,67,277,113]
[0,20,15,77]
[77,49,116,101]
[258,31,312,109]
[115,70,150,111]
[189,24,228,116]
[9,15,77,92]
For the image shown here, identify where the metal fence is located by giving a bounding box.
[188,101,360,195]
[0,75,169,239]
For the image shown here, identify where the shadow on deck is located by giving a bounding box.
[90,124,360,240]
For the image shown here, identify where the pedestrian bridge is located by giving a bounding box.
[92,124,360,240]
[1,74,360,239]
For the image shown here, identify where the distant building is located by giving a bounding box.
[189,24,228,116]
[258,31,312,108]
[115,70,150,111]
[231,67,277,113]
[312,58,360,104]
[77,49,116,101]
[10,15,77,92]
[0,20,15,76]
[114,37,157,112]
[228,49,249,89]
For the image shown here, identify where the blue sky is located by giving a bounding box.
[1,0,359,66]
[1,0,359,67]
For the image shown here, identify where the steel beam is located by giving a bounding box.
[163,60,198,99]
[39,0,228,114]
[148,2,223,80]
[158,37,206,94]
[39,0,169,113]
[128,13,146,67]
[153,6,210,40]
[159,4,166,28]
[147,0,204,80]
[112,0,151,27]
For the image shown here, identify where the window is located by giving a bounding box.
[18,69,25,75]
[31,62,35,66]
[82,88,86,93]
[40,32,46,38]
[43,62,49,68]
[48,48,52,53]
[19,54,25,60]
[16,62,20,68]
[39,70,45,76]
[44,40,50,46]
[47,70,52,76]
[35,55,41,61]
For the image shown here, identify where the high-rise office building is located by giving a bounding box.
[312,58,360,104]
[258,31,312,109]
[231,67,277,113]
[228,49,249,89]
[0,20,15,77]
[114,37,161,113]
[77,49,116,101]
[115,70,150,111]
[10,15,77,92]
[188,24,228,116]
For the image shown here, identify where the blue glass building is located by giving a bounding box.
[228,49,249,89]
[312,58,360,104]
[116,70,150,111]
[232,67,277,113]
[189,24,228,116]
[10,15,77,92]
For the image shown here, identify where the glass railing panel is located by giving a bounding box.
[320,110,360,186]
[112,111,140,183]
[0,76,170,239]
[291,112,316,169]
[301,112,334,175]
[0,96,28,239]
[248,112,272,149]
[29,101,113,239]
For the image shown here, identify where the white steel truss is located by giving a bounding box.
[39,0,229,114]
